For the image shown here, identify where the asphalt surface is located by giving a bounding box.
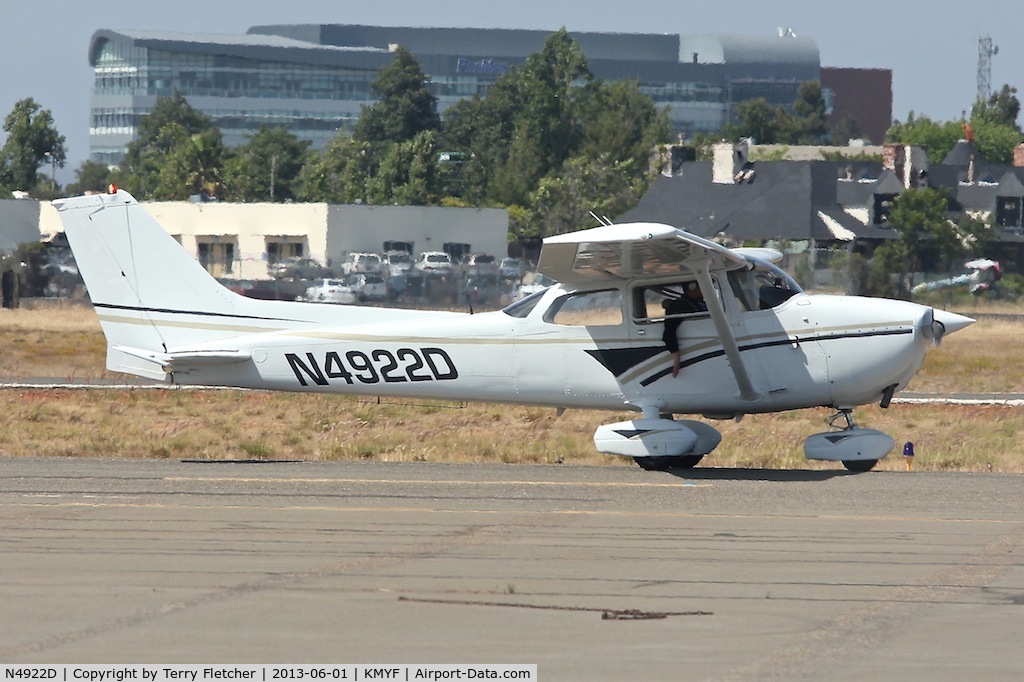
[1,457,1022,680]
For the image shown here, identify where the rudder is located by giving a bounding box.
[54,190,247,360]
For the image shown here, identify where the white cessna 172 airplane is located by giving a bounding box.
[55,189,974,472]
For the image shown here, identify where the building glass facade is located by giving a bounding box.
[88,25,836,165]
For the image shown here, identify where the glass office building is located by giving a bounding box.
[88,25,825,165]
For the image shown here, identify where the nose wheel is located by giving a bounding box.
[803,408,892,472]
[829,410,878,472]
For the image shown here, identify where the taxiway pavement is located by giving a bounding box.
[1,457,1022,680]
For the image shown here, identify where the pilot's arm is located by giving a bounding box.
[662,300,685,378]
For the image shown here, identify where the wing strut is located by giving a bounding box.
[695,268,760,402]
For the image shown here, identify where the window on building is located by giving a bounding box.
[996,196,1022,228]
[873,193,898,225]
[196,237,237,277]
[266,238,307,265]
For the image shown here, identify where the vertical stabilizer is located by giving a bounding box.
[54,190,247,366]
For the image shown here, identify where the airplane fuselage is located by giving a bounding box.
[162,287,934,418]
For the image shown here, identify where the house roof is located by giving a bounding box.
[620,155,1024,245]
[620,160,891,242]
[619,161,824,241]
[943,139,978,166]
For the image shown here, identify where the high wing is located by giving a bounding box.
[538,222,761,403]
[537,223,748,285]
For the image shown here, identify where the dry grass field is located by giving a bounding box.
[1,301,1022,471]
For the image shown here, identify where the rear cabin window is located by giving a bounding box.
[548,289,622,326]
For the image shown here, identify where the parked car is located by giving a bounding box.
[341,252,383,275]
[461,253,498,277]
[345,273,388,302]
[270,256,327,280]
[464,273,501,305]
[383,250,414,277]
[303,278,356,304]
[415,251,453,275]
[499,257,523,280]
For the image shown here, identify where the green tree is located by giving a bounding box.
[974,84,1021,131]
[366,131,441,205]
[353,45,440,144]
[788,81,829,144]
[868,187,993,298]
[723,82,827,145]
[65,160,112,196]
[442,29,594,207]
[725,98,784,144]
[115,92,224,199]
[497,28,592,206]
[440,79,521,204]
[296,136,380,204]
[828,111,863,145]
[578,79,671,169]
[885,112,964,164]
[223,126,311,202]
[967,118,1022,165]
[0,98,66,195]
[517,154,649,239]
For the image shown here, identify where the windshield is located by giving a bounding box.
[502,288,546,318]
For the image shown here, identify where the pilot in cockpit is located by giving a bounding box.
[661,281,707,378]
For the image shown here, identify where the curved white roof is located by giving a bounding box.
[679,33,819,66]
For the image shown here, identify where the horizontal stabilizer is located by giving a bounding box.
[166,350,252,367]
[107,345,172,382]
[110,344,252,378]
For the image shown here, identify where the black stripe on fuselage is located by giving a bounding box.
[94,302,309,324]
[638,327,914,387]
[585,346,666,377]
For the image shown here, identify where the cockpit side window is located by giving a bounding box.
[632,280,714,322]
[727,259,802,312]
[547,289,623,326]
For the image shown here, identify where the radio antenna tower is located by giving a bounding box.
[977,35,998,103]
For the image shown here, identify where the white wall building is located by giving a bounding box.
[14,198,509,281]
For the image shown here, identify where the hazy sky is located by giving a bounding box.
[3,0,1022,181]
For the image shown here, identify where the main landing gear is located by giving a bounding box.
[803,409,896,473]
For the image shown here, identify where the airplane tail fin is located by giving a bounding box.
[54,190,264,380]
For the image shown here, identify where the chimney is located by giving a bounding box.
[713,142,749,184]
[882,144,929,189]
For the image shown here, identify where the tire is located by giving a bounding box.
[633,454,704,471]
[842,459,877,473]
